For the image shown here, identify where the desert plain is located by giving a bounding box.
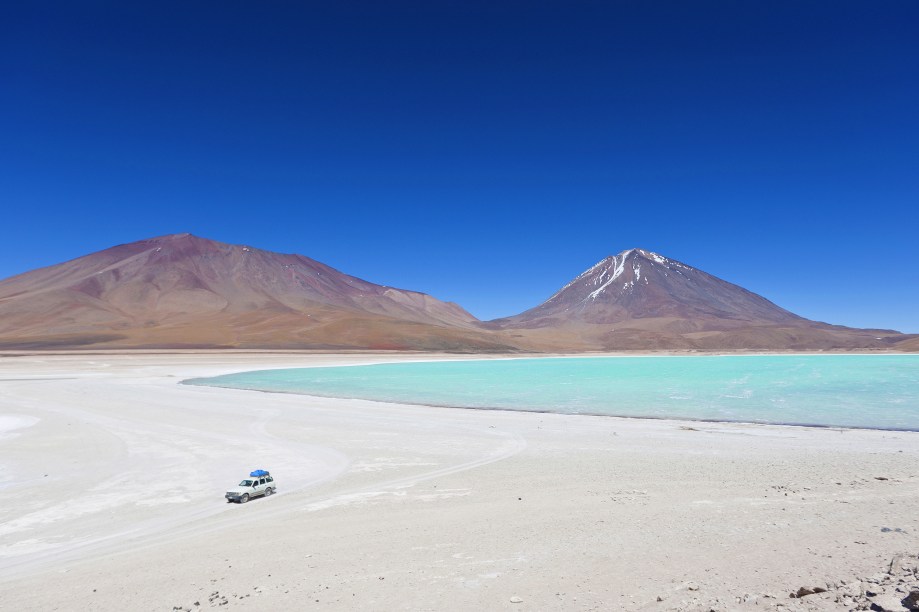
[1,352,918,611]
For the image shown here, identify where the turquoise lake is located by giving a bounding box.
[184,355,919,431]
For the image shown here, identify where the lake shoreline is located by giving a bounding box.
[184,353,919,431]
[2,352,918,610]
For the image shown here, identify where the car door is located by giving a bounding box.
[255,477,267,497]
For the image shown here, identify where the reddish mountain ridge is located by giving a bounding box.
[0,234,508,350]
[492,249,908,351]
[0,237,911,351]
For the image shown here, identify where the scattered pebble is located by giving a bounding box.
[791,586,827,598]
[666,553,919,611]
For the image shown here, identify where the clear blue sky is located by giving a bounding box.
[3,2,918,331]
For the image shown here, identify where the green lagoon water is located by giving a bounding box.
[184,355,919,431]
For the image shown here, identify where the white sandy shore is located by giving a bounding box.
[1,352,917,611]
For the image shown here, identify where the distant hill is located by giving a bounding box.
[894,336,919,352]
[489,249,909,351]
[0,234,510,351]
[0,237,912,351]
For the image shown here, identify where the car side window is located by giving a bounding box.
[267,476,273,482]
[259,478,265,485]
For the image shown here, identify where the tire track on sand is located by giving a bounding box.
[1,383,526,581]
[89,412,527,557]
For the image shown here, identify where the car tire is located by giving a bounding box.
[266,487,273,496]
[241,494,249,503]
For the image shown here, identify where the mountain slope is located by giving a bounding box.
[0,239,911,351]
[491,249,907,351]
[498,249,806,327]
[0,234,509,350]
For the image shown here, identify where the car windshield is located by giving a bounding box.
[239,480,253,487]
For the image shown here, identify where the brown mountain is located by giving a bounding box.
[0,239,912,351]
[0,234,510,351]
[491,249,909,351]
[894,336,919,352]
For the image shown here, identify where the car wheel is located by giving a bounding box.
[241,494,249,503]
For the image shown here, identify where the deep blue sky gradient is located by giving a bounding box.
[2,1,918,330]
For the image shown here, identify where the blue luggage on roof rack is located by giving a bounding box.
[250,469,269,477]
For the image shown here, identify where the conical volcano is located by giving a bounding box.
[491,249,901,350]
[501,248,803,326]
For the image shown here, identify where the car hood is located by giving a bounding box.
[227,487,254,494]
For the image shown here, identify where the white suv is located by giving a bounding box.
[225,471,276,503]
